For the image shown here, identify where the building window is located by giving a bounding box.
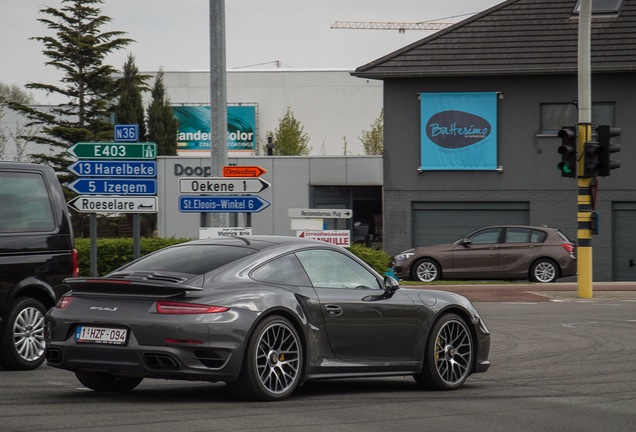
[311,185,383,245]
[540,102,615,134]
[573,0,624,14]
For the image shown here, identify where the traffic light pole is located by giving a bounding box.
[577,124,593,298]
[577,0,593,298]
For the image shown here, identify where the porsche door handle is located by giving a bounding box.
[325,304,343,316]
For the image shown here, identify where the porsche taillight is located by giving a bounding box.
[156,301,229,314]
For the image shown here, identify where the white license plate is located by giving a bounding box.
[75,326,128,345]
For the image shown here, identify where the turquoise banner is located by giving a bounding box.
[174,105,256,151]
[420,92,497,170]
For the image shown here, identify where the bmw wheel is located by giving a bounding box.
[415,313,473,390]
[413,259,441,282]
[530,259,558,283]
[0,297,47,370]
[229,315,303,401]
[75,371,143,392]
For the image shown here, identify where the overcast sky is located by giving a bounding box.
[1,0,504,104]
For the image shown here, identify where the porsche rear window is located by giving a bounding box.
[122,245,257,275]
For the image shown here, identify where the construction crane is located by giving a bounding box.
[331,21,454,33]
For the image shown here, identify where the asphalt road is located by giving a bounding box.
[1,294,636,431]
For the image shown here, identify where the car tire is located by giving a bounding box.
[414,313,473,390]
[228,315,303,401]
[0,297,47,370]
[412,259,441,282]
[530,259,559,283]
[75,371,143,392]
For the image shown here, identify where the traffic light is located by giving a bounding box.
[557,127,577,178]
[597,124,621,177]
[582,140,600,178]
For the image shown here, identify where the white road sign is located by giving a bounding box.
[68,196,157,213]
[179,177,271,194]
[288,208,352,219]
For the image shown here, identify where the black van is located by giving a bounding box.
[0,161,77,370]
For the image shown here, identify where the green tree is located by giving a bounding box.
[359,108,384,155]
[268,107,312,156]
[114,53,149,140]
[146,68,178,155]
[9,0,132,174]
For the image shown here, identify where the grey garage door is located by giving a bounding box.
[412,202,530,247]
[613,203,636,281]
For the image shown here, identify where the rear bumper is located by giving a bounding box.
[45,339,242,383]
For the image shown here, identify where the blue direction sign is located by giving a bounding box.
[114,124,139,142]
[68,178,157,196]
[68,160,156,178]
[179,195,271,213]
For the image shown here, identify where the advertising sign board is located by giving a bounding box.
[173,105,257,151]
[296,230,351,247]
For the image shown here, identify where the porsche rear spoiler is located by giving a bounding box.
[63,277,203,299]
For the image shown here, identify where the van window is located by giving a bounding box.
[0,172,56,233]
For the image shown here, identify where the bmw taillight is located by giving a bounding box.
[56,296,72,309]
[72,249,79,277]
[562,243,576,257]
[156,301,229,314]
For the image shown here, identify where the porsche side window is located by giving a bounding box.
[251,254,311,286]
[469,228,502,245]
[296,249,381,290]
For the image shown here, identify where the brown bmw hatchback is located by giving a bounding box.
[393,225,577,283]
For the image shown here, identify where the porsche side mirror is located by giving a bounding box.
[383,276,400,294]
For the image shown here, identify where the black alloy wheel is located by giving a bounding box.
[415,313,473,390]
[229,315,303,401]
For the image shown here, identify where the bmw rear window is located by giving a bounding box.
[121,245,258,275]
[556,230,574,244]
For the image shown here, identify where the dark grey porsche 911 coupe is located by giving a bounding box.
[45,236,490,401]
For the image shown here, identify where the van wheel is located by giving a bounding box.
[0,297,47,370]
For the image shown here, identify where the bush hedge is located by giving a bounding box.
[74,237,191,276]
[74,238,393,277]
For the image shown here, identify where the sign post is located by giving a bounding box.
[67,139,158,274]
